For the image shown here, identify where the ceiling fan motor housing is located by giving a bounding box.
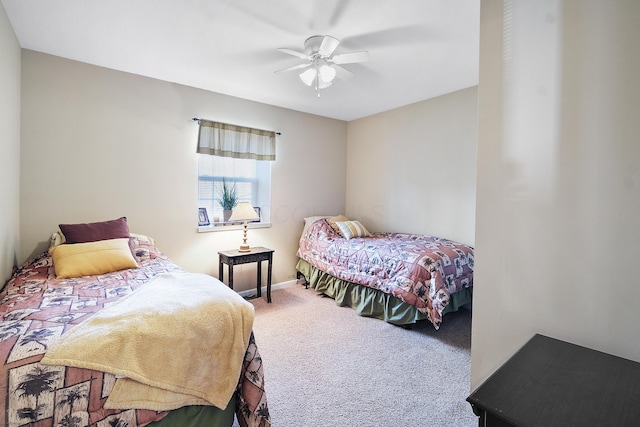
[304,35,339,57]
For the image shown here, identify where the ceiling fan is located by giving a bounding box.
[275,35,369,96]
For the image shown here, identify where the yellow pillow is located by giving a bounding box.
[49,238,139,279]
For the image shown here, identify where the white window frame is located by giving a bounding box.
[197,154,271,232]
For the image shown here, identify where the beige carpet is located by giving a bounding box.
[236,284,477,427]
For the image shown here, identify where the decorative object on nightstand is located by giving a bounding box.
[229,201,260,252]
[219,247,274,303]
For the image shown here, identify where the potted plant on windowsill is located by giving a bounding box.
[216,178,238,222]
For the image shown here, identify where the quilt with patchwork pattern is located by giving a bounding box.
[297,219,474,329]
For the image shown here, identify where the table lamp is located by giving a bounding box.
[228,201,260,252]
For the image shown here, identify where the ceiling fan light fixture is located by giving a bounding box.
[318,64,336,83]
[279,35,369,95]
[299,68,317,86]
[317,78,332,89]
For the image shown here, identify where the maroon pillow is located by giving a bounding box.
[59,217,130,244]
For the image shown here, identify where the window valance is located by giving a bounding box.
[196,119,276,161]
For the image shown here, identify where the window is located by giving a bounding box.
[194,118,276,228]
[198,154,271,225]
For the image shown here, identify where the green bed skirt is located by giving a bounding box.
[149,394,236,427]
[295,258,472,325]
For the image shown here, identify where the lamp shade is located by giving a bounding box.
[318,64,336,83]
[228,201,259,222]
[299,68,317,86]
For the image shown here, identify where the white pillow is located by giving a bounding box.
[50,231,66,248]
[301,215,332,237]
[130,233,156,246]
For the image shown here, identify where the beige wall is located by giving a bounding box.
[0,4,21,285]
[346,87,477,245]
[472,0,640,389]
[20,51,347,291]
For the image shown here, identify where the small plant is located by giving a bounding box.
[216,178,238,211]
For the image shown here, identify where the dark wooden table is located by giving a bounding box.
[218,247,274,303]
[467,333,640,427]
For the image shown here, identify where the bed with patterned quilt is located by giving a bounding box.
[0,218,270,427]
[296,216,474,329]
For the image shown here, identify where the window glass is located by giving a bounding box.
[198,154,270,225]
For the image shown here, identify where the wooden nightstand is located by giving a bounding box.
[467,334,640,426]
[218,247,274,303]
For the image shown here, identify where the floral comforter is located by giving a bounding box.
[297,219,474,329]
[0,236,269,427]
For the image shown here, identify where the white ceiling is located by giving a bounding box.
[2,0,479,121]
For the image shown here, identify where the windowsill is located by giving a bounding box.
[197,222,271,233]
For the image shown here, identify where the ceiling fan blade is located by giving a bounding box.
[333,64,353,80]
[277,48,310,60]
[319,35,340,57]
[332,51,369,65]
[274,63,311,74]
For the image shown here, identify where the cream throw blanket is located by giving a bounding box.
[40,272,254,411]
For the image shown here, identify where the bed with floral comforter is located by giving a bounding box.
[296,218,474,329]
[0,235,269,427]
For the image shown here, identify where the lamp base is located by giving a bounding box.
[238,244,251,252]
